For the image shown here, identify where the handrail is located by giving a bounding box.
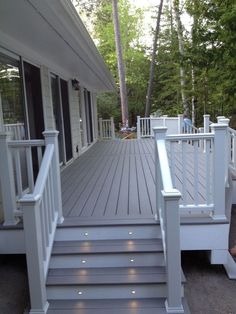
[29,144,54,199]
[167,132,214,141]
[8,139,45,147]
[156,139,174,191]
[153,127,183,313]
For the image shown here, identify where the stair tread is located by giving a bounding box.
[47,298,190,314]
[47,266,171,285]
[52,239,163,255]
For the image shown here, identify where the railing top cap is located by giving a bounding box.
[210,123,229,129]
[43,130,59,136]
[153,126,168,132]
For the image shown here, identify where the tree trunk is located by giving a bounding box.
[191,66,195,125]
[145,0,164,117]
[112,0,129,127]
[173,0,189,117]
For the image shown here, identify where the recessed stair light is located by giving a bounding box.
[128,231,133,235]
[131,290,136,294]
[130,259,134,263]
[82,260,86,264]
[78,291,83,295]
[84,232,89,236]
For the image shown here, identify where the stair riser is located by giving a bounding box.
[47,284,173,300]
[55,226,161,241]
[50,252,165,269]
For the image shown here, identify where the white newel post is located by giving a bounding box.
[217,116,225,123]
[178,114,183,134]
[163,190,183,314]
[43,131,64,224]
[0,132,19,225]
[211,123,228,220]
[111,117,115,139]
[99,118,103,139]
[21,197,49,314]
[137,116,141,139]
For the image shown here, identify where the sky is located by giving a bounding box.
[129,0,162,46]
[72,0,192,47]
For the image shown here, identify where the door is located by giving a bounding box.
[23,61,44,139]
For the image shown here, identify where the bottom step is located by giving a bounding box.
[48,298,190,314]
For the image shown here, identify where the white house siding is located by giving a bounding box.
[68,80,81,159]
[92,93,98,140]
[79,87,88,150]
[40,66,55,131]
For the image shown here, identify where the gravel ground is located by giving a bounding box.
[0,207,236,314]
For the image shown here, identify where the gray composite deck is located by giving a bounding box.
[61,139,156,223]
[61,139,208,224]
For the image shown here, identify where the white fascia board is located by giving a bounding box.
[28,0,115,92]
[0,30,71,80]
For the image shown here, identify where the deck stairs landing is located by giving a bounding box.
[47,222,190,314]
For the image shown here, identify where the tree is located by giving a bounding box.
[145,0,164,117]
[112,0,129,127]
[173,0,189,117]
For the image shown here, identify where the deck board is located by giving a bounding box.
[61,139,209,222]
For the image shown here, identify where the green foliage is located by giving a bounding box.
[77,0,150,126]
[75,0,236,127]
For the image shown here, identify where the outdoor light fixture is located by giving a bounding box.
[78,291,83,295]
[84,232,89,236]
[82,260,86,264]
[130,259,134,263]
[128,231,133,235]
[72,79,80,90]
[131,290,136,294]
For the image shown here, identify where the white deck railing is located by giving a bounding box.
[99,117,115,139]
[228,126,236,170]
[0,131,63,312]
[153,127,183,313]
[153,122,229,311]
[167,133,215,216]
[137,116,151,137]
[18,131,63,313]
[154,122,228,220]
[137,114,211,139]
[4,123,25,140]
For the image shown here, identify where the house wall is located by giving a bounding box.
[92,93,98,140]
[68,80,81,159]
[0,50,100,225]
[79,87,88,151]
[40,66,55,131]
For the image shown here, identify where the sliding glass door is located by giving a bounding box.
[0,53,26,139]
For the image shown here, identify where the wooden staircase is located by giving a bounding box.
[46,223,190,313]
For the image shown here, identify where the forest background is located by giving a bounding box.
[73,0,236,128]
